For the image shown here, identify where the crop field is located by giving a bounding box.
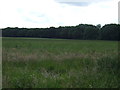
[2,37,120,88]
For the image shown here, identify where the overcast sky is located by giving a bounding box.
[0,0,119,28]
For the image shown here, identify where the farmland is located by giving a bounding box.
[2,37,120,88]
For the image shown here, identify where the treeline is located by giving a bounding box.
[1,24,120,41]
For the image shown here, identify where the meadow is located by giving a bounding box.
[2,37,120,88]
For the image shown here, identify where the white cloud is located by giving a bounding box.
[0,0,119,28]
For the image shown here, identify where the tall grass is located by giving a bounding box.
[2,37,119,88]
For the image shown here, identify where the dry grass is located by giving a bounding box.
[2,47,117,62]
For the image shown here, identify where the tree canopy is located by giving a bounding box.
[1,24,120,41]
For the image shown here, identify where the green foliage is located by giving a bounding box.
[100,24,120,40]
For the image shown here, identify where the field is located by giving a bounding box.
[2,37,120,88]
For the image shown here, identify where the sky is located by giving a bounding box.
[0,0,119,28]
[118,1,120,24]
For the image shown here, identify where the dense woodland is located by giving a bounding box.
[1,24,120,40]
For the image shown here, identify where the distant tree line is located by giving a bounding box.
[1,24,120,41]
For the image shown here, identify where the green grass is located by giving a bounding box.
[2,37,120,88]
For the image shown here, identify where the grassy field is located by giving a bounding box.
[2,37,120,88]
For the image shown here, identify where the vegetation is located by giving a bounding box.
[1,24,120,41]
[2,37,120,88]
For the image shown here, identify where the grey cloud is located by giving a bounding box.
[55,0,112,3]
[55,0,112,6]
[60,2,89,6]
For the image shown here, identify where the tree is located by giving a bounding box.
[2,24,120,41]
[96,24,101,30]
[101,24,119,40]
